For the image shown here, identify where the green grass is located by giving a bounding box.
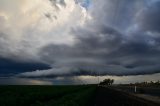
[0,85,96,106]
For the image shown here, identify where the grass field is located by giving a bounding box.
[0,85,159,106]
[0,85,96,106]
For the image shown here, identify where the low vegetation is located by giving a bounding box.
[122,80,160,87]
[0,85,96,106]
[0,84,159,106]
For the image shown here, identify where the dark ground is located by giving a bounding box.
[114,86,160,97]
[0,85,159,106]
[91,86,159,106]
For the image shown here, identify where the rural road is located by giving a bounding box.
[114,86,160,97]
[91,86,159,106]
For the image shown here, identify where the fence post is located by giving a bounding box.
[135,86,137,93]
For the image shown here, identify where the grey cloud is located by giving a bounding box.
[0,57,51,77]
[44,13,53,21]
[40,26,123,62]
[44,0,67,21]
[1,0,160,78]
[26,25,160,77]
[88,0,146,30]
[136,1,160,32]
[19,0,160,78]
[49,0,66,8]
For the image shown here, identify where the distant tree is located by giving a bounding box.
[155,80,160,85]
[110,79,114,85]
[99,78,114,86]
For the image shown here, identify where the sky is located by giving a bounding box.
[0,0,160,84]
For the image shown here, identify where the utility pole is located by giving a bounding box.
[98,75,99,84]
[97,71,100,85]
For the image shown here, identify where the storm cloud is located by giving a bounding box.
[0,0,160,78]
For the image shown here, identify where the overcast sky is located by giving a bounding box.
[0,0,160,84]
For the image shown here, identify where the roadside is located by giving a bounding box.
[135,94,160,104]
[112,85,160,105]
[91,86,159,106]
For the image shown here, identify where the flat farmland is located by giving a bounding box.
[0,85,159,106]
[0,85,96,106]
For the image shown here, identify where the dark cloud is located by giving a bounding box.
[136,1,160,32]
[0,57,51,77]
[1,0,160,78]
[17,0,160,78]
[88,0,145,30]
[30,26,160,77]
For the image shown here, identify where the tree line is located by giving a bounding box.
[99,78,114,86]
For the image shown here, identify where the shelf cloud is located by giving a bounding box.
[0,0,160,78]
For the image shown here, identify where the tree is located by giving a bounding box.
[99,78,114,86]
